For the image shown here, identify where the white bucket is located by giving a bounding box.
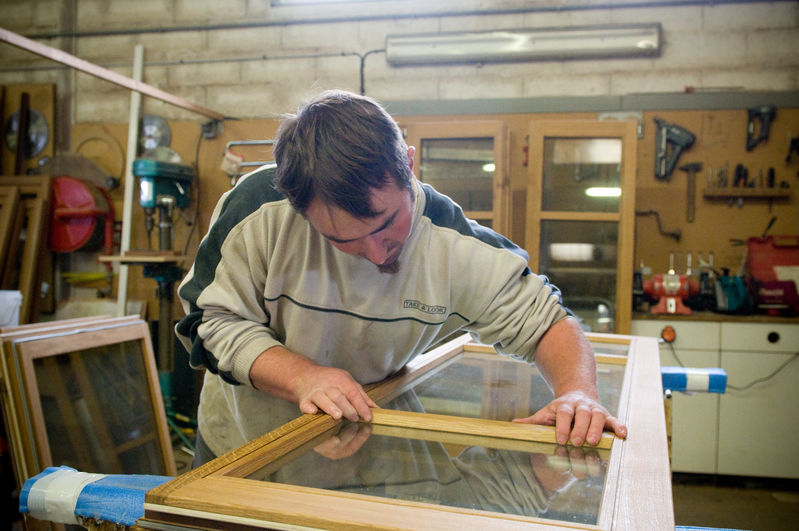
[0,290,23,327]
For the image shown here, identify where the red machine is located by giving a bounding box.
[643,271,699,315]
[747,235,799,315]
[49,176,115,255]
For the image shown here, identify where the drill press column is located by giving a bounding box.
[133,159,193,397]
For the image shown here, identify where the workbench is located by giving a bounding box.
[134,332,672,530]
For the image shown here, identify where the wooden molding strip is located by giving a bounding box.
[367,408,614,449]
[0,27,225,121]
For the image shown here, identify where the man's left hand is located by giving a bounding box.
[512,390,627,446]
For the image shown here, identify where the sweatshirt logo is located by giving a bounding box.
[404,299,447,315]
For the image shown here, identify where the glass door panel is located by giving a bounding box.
[542,138,622,213]
[403,121,510,236]
[540,220,619,333]
[420,137,495,227]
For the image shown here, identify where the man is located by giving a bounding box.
[176,89,627,466]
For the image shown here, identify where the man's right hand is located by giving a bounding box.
[249,345,376,422]
[295,364,377,422]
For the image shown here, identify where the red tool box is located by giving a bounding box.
[747,235,799,316]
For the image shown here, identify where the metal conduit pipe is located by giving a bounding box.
[25,0,792,40]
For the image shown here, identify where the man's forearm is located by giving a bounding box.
[249,344,376,422]
[249,344,316,402]
[533,317,599,399]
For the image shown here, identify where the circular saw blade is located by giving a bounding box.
[4,108,49,158]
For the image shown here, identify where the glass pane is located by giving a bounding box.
[540,220,618,333]
[34,340,165,474]
[243,350,625,525]
[542,138,621,212]
[410,351,625,420]
[420,137,494,227]
[247,398,611,525]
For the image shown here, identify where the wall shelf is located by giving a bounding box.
[703,188,791,199]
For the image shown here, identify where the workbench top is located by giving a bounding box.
[632,311,799,324]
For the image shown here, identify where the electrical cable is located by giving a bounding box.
[181,127,203,257]
[659,338,798,392]
[726,352,799,392]
[661,339,685,368]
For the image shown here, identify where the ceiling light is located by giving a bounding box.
[386,23,661,66]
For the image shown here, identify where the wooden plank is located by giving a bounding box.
[0,28,224,121]
[15,198,47,323]
[367,408,615,449]
[368,423,581,456]
[0,186,20,283]
[145,475,588,531]
[116,44,143,317]
[607,336,674,529]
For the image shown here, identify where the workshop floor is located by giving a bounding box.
[672,473,799,530]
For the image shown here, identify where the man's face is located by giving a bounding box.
[305,179,415,273]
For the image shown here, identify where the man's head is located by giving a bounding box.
[273,89,413,217]
[273,90,416,272]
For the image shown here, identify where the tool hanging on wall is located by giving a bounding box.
[787,135,799,178]
[635,210,681,242]
[678,162,702,222]
[654,117,695,181]
[745,105,776,151]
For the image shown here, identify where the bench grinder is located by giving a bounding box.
[133,158,193,404]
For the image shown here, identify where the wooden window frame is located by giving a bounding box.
[0,317,175,487]
[142,333,672,530]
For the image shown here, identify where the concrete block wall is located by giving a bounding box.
[0,0,797,126]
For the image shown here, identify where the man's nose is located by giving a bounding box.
[361,234,388,265]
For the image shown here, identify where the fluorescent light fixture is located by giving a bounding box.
[386,23,661,66]
[586,187,622,197]
[482,163,496,172]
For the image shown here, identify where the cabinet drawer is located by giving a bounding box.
[631,320,720,351]
[720,323,799,353]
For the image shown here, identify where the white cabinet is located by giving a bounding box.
[632,319,799,479]
[631,320,720,474]
[717,323,799,478]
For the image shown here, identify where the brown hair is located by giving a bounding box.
[273,90,412,217]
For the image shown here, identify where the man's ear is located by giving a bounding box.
[407,146,416,173]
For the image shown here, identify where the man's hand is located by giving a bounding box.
[249,345,377,422]
[512,390,627,446]
[295,364,377,422]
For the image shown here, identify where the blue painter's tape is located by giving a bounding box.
[661,366,727,394]
[75,474,172,525]
[19,466,172,526]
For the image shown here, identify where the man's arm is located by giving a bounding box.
[512,317,628,446]
[249,345,377,422]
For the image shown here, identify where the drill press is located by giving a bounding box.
[133,157,193,405]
